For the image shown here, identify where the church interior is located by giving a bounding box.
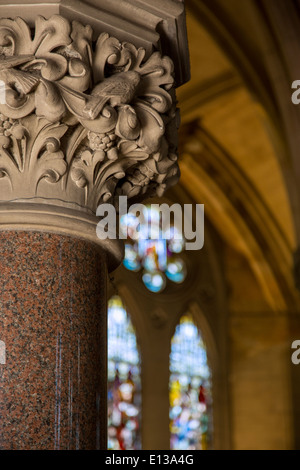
[1,0,300,452]
[108,0,300,451]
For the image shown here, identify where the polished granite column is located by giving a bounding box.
[0,231,107,450]
[0,5,187,450]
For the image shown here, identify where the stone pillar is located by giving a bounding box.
[0,8,188,449]
[1,231,108,450]
[0,205,123,450]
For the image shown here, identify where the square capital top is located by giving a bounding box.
[0,0,190,87]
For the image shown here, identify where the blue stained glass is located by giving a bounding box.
[121,205,187,293]
[142,270,166,293]
[139,239,167,271]
[107,296,142,450]
[165,226,184,254]
[165,258,186,284]
[169,315,213,450]
[123,244,141,272]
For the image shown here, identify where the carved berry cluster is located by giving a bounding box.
[88,131,117,152]
[0,114,14,136]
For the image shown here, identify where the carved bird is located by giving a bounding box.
[0,56,141,124]
[82,70,141,119]
[0,55,38,94]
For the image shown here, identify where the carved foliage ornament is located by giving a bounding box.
[0,15,180,211]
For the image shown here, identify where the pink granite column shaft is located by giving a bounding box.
[0,231,108,450]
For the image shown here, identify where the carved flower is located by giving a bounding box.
[0,117,26,140]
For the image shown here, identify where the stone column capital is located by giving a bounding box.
[0,14,182,268]
[0,15,179,208]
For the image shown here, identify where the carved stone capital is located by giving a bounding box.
[0,15,180,218]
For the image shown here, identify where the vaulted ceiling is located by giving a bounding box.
[171,2,300,311]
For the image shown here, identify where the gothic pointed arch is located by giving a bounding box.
[169,311,213,450]
[107,295,142,450]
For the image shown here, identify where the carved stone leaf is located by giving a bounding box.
[0,90,35,121]
[133,101,165,153]
[115,105,140,140]
[34,81,66,123]
[30,16,72,56]
[71,149,105,189]
[0,16,71,57]
[93,33,129,83]
[56,21,93,92]
[0,135,17,183]
[118,140,148,159]
[133,52,174,114]
[119,42,146,71]
[70,21,93,66]
[0,15,179,212]
[0,117,67,193]
[26,117,68,189]
[27,54,68,82]
[0,17,32,55]
[135,52,174,89]
[35,137,67,185]
[79,106,117,134]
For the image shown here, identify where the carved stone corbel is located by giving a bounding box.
[0,15,180,217]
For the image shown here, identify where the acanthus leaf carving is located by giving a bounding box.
[0,15,180,212]
[0,114,68,196]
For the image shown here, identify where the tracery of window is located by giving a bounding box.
[107,295,142,450]
[169,315,213,450]
[120,205,187,293]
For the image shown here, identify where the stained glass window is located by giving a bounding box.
[107,295,142,450]
[120,205,186,293]
[169,315,213,450]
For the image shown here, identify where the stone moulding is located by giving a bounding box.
[0,202,123,271]
[0,14,180,214]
